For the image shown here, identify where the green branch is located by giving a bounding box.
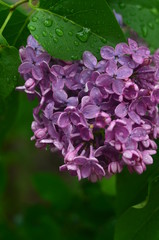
[0,0,29,35]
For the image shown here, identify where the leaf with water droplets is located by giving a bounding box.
[39,0,125,44]
[29,0,125,60]
[108,0,159,49]
[28,9,124,60]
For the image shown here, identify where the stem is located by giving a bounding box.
[10,0,28,11]
[0,0,28,35]
[0,0,10,8]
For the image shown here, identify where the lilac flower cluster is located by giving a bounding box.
[17,36,159,182]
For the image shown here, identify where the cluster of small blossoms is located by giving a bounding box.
[17,35,159,182]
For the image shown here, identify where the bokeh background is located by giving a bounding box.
[0,92,116,240]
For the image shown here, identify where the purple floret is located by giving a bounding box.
[17,35,159,182]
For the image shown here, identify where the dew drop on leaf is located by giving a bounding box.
[63,16,68,22]
[71,55,78,60]
[53,37,58,43]
[34,34,39,40]
[76,28,90,42]
[141,25,148,37]
[74,40,79,46]
[49,33,53,37]
[68,31,73,36]
[136,5,142,10]
[42,31,47,37]
[32,16,38,22]
[148,22,154,29]
[101,38,107,44]
[150,8,158,15]
[55,28,64,37]
[44,19,53,27]
[13,75,17,82]
[118,2,126,9]
[28,25,36,31]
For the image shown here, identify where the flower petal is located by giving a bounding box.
[83,51,97,70]
[115,102,128,118]
[116,65,133,79]
[100,46,115,60]
[57,112,70,128]
[82,105,100,119]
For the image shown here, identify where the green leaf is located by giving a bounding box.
[39,0,125,44]
[108,0,159,50]
[32,173,73,209]
[0,44,20,143]
[0,34,8,46]
[115,176,159,240]
[0,2,30,48]
[0,45,20,99]
[28,1,125,60]
[116,151,159,216]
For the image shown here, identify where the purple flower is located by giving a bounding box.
[17,35,159,182]
[74,156,105,182]
[128,38,150,64]
[18,46,50,80]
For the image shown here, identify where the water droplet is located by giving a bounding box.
[136,5,142,10]
[68,31,73,36]
[34,34,39,40]
[28,25,36,31]
[74,40,79,46]
[55,28,64,37]
[42,31,47,37]
[44,19,52,27]
[13,75,17,82]
[53,37,58,43]
[49,33,53,37]
[32,16,38,22]
[101,38,107,44]
[71,55,78,60]
[148,22,154,29]
[63,16,68,22]
[76,27,90,42]
[141,25,148,37]
[151,8,158,15]
[118,2,126,9]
